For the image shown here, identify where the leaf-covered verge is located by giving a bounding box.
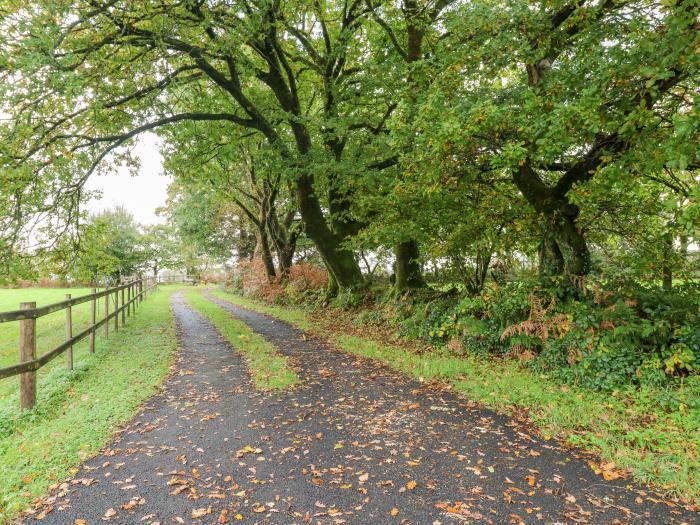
[184,290,298,391]
[212,289,700,504]
[0,286,179,523]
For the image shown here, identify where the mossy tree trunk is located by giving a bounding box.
[394,239,425,291]
[514,163,591,278]
[295,175,364,291]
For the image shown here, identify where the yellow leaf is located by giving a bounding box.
[406,480,417,490]
[390,507,399,517]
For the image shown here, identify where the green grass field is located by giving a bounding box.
[0,286,180,523]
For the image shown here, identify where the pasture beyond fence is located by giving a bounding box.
[0,277,157,410]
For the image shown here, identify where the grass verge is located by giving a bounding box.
[0,286,180,523]
[184,290,298,391]
[212,289,700,504]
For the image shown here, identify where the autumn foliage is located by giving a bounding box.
[232,260,328,302]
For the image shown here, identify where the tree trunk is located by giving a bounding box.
[662,234,673,291]
[391,5,427,291]
[394,239,425,291]
[326,271,339,298]
[295,175,364,291]
[267,204,297,280]
[514,164,590,278]
[254,228,277,281]
[328,181,363,240]
[538,208,590,277]
[279,243,295,279]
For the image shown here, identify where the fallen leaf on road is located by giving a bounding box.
[192,507,212,518]
[235,445,263,458]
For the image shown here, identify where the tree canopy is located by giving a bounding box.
[0,0,697,292]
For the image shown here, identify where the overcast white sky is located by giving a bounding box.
[84,133,171,225]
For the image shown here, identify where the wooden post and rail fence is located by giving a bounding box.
[0,276,157,410]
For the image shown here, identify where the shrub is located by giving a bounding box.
[382,277,699,393]
[230,260,328,304]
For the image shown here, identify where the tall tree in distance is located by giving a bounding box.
[140,224,181,277]
[48,206,145,283]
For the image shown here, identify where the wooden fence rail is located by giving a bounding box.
[0,276,157,410]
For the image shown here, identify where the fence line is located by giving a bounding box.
[0,276,157,410]
[157,274,196,285]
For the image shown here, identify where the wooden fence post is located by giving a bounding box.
[114,289,119,332]
[139,280,143,305]
[121,286,126,324]
[104,291,109,337]
[90,288,96,353]
[66,294,73,370]
[19,302,36,410]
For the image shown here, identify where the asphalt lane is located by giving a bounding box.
[22,292,699,524]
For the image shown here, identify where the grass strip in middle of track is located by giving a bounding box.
[184,291,298,391]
